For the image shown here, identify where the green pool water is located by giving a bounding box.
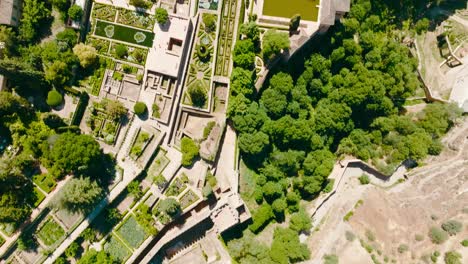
[262,0,320,21]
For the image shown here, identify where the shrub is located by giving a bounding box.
[249,203,274,233]
[202,121,216,140]
[130,0,151,8]
[343,211,354,221]
[133,102,147,115]
[47,90,63,107]
[359,174,370,185]
[345,231,356,241]
[180,137,199,167]
[415,234,424,241]
[196,44,211,62]
[289,14,301,32]
[188,83,207,108]
[366,230,376,242]
[461,239,468,247]
[65,241,79,258]
[397,244,408,254]
[444,251,462,264]
[323,178,334,193]
[428,226,448,244]
[114,44,128,58]
[441,220,462,236]
[415,18,430,34]
[155,7,169,24]
[68,5,83,21]
[323,254,338,264]
[203,14,217,32]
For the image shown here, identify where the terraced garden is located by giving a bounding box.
[179,189,200,209]
[130,128,153,160]
[183,13,218,108]
[117,8,155,30]
[215,0,238,76]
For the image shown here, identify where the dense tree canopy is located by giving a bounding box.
[56,177,103,213]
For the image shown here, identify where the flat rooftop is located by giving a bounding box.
[146,15,190,78]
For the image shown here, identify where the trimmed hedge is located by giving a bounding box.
[47,90,63,107]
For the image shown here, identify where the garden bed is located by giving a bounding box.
[110,42,148,65]
[92,3,117,22]
[130,128,153,159]
[166,174,189,197]
[116,215,147,248]
[179,189,200,209]
[32,173,56,193]
[94,20,155,47]
[147,149,170,178]
[36,218,65,247]
[117,8,155,30]
[104,235,131,261]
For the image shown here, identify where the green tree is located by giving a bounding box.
[230,67,255,97]
[180,137,199,167]
[444,251,462,264]
[249,203,274,233]
[0,26,16,57]
[57,29,78,47]
[289,14,301,32]
[233,39,255,69]
[155,7,169,24]
[77,249,115,264]
[441,220,463,236]
[272,198,287,216]
[45,60,70,86]
[73,43,97,68]
[188,83,207,107]
[19,0,51,42]
[153,174,167,189]
[159,198,181,217]
[240,21,260,44]
[65,241,79,258]
[48,132,104,178]
[56,177,103,213]
[102,99,127,120]
[127,181,142,199]
[270,227,310,263]
[114,44,128,58]
[260,88,287,118]
[46,90,63,107]
[133,101,147,115]
[0,58,46,88]
[68,5,83,21]
[290,210,312,233]
[415,18,430,34]
[262,181,283,202]
[262,29,290,61]
[429,227,448,244]
[238,131,269,156]
[130,0,151,8]
[202,14,217,32]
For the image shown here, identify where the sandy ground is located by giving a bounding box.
[305,117,468,264]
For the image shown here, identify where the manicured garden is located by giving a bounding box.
[92,3,117,22]
[117,215,147,248]
[130,128,153,159]
[0,235,5,247]
[262,0,320,21]
[179,189,200,209]
[148,149,170,178]
[36,218,66,247]
[183,13,218,108]
[215,0,237,76]
[166,174,189,197]
[94,20,155,47]
[104,235,131,261]
[117,8,155,30]
[33,187,46,207]
[86,100,126,145]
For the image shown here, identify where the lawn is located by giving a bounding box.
[117,216,147,248]
[36,218,65,247]
[104,235,131,261]
[262,0,320,21]
[0,235,4,247]
[32,173,56,193]
[94,20,155,47]
[33,187,45,207]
